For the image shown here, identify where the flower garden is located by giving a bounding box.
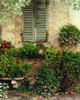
[0,24,80,99]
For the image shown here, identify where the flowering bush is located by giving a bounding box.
[1,40,15,48]
[0,55,31,79]
[5,48,18,58]
[58,24,80,48]
[33,64,60,97]
[0,82,9,99]
[31,48,80,97]
[44,49,80,94]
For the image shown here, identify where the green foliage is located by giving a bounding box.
[58,24,80,48]
[56,0,80,10]
[18,42,39,58]
[17,80,31,93]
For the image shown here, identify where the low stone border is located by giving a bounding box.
[0,77,24,88]
[3,94,80,100]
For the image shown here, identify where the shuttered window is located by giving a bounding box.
[22,0,46,42]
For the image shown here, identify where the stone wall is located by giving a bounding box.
[1,15,22,48]
[1,0,80,49]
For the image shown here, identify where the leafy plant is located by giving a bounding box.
[18,42,39,58]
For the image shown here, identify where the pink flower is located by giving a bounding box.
[65,47,68,49]
[34,79,37,83]
[59,37,61,39]
[40,41,44,44]
[38,91,40,92]
[44,86,47,88]
[69,32,72,34]
[3,40,7,44]
[45,89,47,92]
[2,45,5,48]
[54,87,56,89]
[73,41,76,44]
[69,42,72,44]
[56,33,58,35]
[65,39,68,42]
[76,46,80,49]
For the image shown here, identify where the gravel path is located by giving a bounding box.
[1,94,80,100]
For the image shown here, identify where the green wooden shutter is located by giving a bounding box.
[22,2,34,42]
[36,0,46,42]
[22,0,46,42]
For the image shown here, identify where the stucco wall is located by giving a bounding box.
[48,0,80,50]
[1,0,80,49]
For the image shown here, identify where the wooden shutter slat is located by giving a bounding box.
[23,2,34,42]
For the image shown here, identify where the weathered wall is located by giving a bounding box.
[1,0,80,50]
[48,0,80,50]
[1,15,22,47]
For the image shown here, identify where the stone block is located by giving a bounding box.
[65,97,74,100]
[49,97,57,100]
[11,80,16,84]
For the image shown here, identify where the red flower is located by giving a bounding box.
[40,41,44,44]
[3,64,5,66]
[69,75,72,78]
[8,58,10,60]
[78,78,80,80]
[11,61,13,63]
[18,75,22,78]
[9,45,12,48]
[12,46,15,48]
[50,46,53,48]
[20,54,22,56]
[13,54,16,56]
[70,80,73,82]
[66,71,68,73]
[46,47,49,49]
[2,45,5,48]
[3,40,7,44]
[6,44,9,47]
[77,71,79,73]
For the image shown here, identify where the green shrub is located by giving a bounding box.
[58,24,80,48]
[18,42,39,58]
